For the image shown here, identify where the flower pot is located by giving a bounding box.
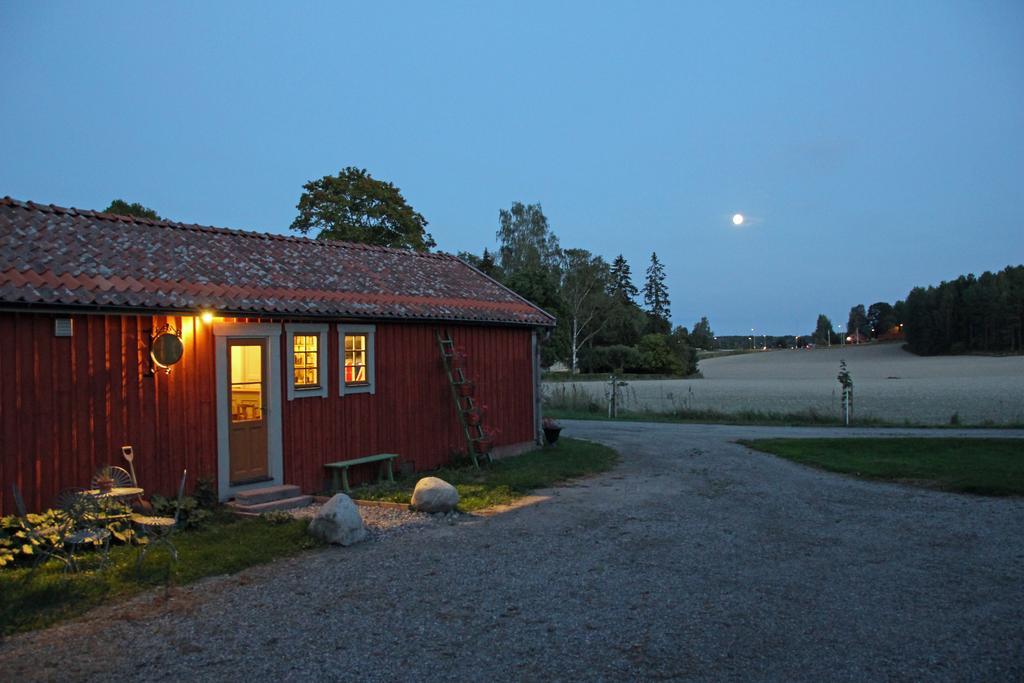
[97,477,115,493]
[543,426,562,445]
[456,382,474,397]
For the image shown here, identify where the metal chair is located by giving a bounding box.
[55,488,112,572]
[132,469,187,575]
[91,465,134,490]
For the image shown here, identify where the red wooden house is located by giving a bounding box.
[0,198,555,514]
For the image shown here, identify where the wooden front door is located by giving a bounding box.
[228,338,269,484]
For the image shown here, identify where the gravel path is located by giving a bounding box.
[2,421,1023,681]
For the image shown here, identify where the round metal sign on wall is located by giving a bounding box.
[151,328,184,371]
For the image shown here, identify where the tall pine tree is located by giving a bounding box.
[643,252,671,334]
[608,254,639,303]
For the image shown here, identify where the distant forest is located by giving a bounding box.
[903,264,1024,355]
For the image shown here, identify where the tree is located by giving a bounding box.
[495,202,561,277]
[643,252,671,334]
[608,254,639,303]
[637,334,683,374]
[847,304,868,338]
[596,299,647,348]
[668,325,699,375]
[494,202,566,365]
[813,314,835,345]
[291,167,435,251]
[457,248,503,280]
[690,316,714,350]
[867,301,896,338]
[104,199,162,220]
[561,249,611,373]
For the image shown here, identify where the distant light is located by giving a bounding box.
[732,213,745,226]
[200,311,214,324]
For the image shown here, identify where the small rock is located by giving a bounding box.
[308,493,368,546]
[410,477,459,513]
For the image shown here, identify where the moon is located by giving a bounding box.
[732,213,745,226]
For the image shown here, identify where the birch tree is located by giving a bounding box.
[561,248,611,373]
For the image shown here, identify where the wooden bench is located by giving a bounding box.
[324,453,399,495]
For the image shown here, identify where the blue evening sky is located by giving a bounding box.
[2,1,1021,334]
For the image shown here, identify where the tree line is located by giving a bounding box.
[459,202,712,375]
[811,264,1024,355]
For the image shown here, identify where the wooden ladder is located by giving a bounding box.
[436,330,491,468]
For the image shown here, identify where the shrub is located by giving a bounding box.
[193,477,219,510]
[637,334,684,374]
[150,494,212,530]
[260,510,296,525]
[0,508,134,568]
[589,345,643,373]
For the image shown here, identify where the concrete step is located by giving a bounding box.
[227,494,314,516]
[233,484,301,505]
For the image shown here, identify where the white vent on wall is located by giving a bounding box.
[54,318,73,337]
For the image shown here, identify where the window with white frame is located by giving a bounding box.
[338,324,376,395]
[284,324,329,399]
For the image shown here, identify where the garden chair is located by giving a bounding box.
[55,488,112,572]
[11,483,73,572]
[132,469,187,575]
[91,465,134,490]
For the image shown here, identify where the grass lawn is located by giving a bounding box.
[546,406,893,428]
[0,511,321,637]
[353,437,619,510]
[740,437,1024,496]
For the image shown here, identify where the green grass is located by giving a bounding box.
[740,437,1024,496]
[543,371,700,382]
[545,405,894,427]
[353,437,619,510]
[0,511,322,636]
[545,405,1024,429]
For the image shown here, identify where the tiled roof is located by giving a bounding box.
[0,198,555,326]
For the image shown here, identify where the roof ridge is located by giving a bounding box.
[1,195,453,261]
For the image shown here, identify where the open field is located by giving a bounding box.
[544,343,1024,425]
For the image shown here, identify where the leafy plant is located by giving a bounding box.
[192,477,219,510]
[260,510,296,525]
[150,494,212,530]
[0,507,137,569]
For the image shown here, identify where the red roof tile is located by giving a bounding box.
[0,197,555,326]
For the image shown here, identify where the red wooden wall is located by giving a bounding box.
[0,311,537,514]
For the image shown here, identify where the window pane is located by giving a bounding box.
[343,333,370,386]
[231,344,263,421]
[231,344,262,384]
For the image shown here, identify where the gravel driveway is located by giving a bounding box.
[2,421,1023,681]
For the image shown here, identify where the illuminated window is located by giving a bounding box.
[338,324,375,396]
[344,334,368,385]
[293,334,319,388]
[285,324,328,400]
[230,343,263,423]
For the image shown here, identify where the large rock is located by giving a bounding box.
[308,493,367,546]
[411,477,460,513]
